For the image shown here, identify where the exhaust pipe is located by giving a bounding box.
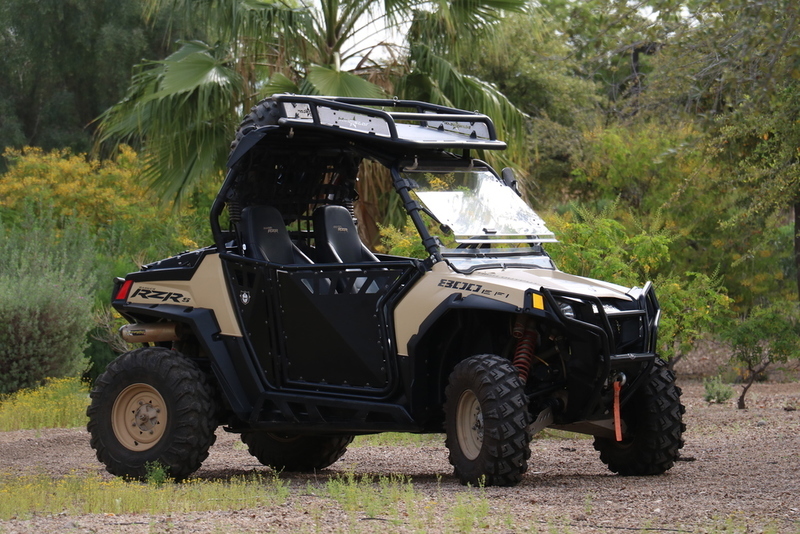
[120,323,180,343]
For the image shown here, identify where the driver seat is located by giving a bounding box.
[313,205,378,263]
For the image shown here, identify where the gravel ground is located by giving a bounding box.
[1,381,799,533]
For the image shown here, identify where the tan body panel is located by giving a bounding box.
[393,261,636,356]
[393,263,527,356]
[126,254,242,337]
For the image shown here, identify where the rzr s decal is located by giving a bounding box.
[130,287,190,303]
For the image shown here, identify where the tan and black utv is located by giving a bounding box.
[88,95,684,486]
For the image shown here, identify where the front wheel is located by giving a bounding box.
[87,347,218,480]
[241,432,354,472]
[594,358,685,476]
[444,354,531,486]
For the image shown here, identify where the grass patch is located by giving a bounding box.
[317,472,513,533]
[448,490,491,532]
[353,429,592,448]
[534,428,591,440]
[0,471,789,533]
[325,473,417,521]
[0,472,288,520]
[0,377,89,431]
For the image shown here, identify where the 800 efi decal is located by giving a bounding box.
[438,279,509,299]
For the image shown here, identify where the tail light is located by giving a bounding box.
[114,279,133,301]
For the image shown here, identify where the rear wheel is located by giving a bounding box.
[593,358,685,476]
[241,432,353,472]
[444,354,531,487]
[87,347,218,480]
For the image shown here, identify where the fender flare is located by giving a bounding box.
[407,293,521,360]
[116,303,259,419]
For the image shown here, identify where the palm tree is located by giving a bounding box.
[96,0,527,205]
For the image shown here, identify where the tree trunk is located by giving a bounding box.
[737,380,753,409]
[667,352,683,372]
[737,361,771,409]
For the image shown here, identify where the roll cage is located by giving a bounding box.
[210,95,509,257]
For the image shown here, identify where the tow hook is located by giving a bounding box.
[612,372,627,442]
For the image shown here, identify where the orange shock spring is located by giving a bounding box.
[512,317,538,383]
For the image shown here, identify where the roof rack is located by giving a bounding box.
[271,94,508,151]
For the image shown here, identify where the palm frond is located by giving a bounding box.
[149,42,239,98]
[307,66,386,97]
[96,40,243,204]
[261,72,301,98]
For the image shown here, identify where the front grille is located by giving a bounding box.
[543,282,659,358]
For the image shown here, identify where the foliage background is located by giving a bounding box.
[1,0,799,392]
[0,147,210,389]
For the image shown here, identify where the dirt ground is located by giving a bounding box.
[1,381,799,533]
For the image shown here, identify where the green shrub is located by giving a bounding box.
[144,461,171,487]
[703,376,734,404]
[0,212,95,395]
[377,218,428,258]
[83,332,118,384]
[547,204,732,362]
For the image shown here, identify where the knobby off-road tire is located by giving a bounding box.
[87,347,218,481]
[593,358,685,476]
[229,98,281,155]
[444,354,532,487]
[241,433,354,472]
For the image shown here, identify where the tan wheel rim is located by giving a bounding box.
[456,389,483,460]
[112,383,167,451]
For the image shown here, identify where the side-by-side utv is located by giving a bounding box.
[88,95,684,486]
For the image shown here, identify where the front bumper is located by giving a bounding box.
[540,282,661,420]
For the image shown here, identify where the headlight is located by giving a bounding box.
[556,299,576,318]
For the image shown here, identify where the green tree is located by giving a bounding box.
[621,0,800,301]
[440,5,602,196]
[708,84,800,300]
[720,303,800,409]
[0,0,173,164]
[644,0,800,116]
[558,118,795,309]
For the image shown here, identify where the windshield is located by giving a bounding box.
[405,169,557,244]
[402,167,558,273]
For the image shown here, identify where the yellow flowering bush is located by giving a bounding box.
[0,146,210,265]
[0,146,146,226]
